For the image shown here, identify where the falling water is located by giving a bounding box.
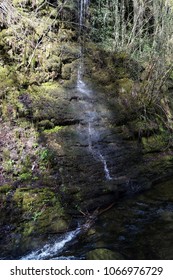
[78,0,89,33]
[77,1,112,181]
[88,122,92,150]
[98,152,112,181]
[21,227,81,260]
[77,0,90,92]
[88,122,112,180]
[77,62,91,96]
[5,0,112,261]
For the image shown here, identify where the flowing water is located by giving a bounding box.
[18,178,173,260]
[17,48,173,260]
[77,0,114,181]
[76,59,112,180]
[16,1,115,258]
[21,227,81,260]
[1,0,173,261]
[78,0,89,34]
[17,1,173,260]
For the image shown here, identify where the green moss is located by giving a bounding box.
[86,248,124,260]
[38,120,54,130]
[18,172,32,181]
[13,186,69,236]
[43,55,61,74]
[2,159,15,173]
[92,70,112,85]
[27,82,70,123]
[22,222,35,237]
[117,78,134,93]
[60,43,80,63]
[43,126,64,134]
[115,67,129,78]
[0,185,12,193]
[142,134,168,153]
[115,52,128,60]
[0,66,15,98]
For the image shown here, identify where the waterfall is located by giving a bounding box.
[77,0,90,90]
[88,122,92,150]
[21,227,80,260]
[77,1,112,181]
[78,0,89,33]
[98,152,112,181]
[88,122,112,180]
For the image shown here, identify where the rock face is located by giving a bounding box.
[0,0,173,258]
[86,248,124,260]
[0,44,173,258]
[21,57,172,214]
[27,64,140,213]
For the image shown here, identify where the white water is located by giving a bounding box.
[79,0,89,33]
[98,152,112,181]
[21,227,80,260]
[77,65,91,96]
[18,0,111,261]
[88,120,112,180]
[77,0,111,183]
[88,122,92,150]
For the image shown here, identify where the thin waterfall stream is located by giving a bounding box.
[1,0,173,261]
[19,0,113,260]
[1,0,173,262]
[18,0,112,260]
[76,63,113,180]
[77,0,113,181]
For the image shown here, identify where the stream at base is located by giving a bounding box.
[19,178,173,260]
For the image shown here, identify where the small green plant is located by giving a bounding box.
[32,143,39,148]
[19,172,32,181]
[39,149,50,161]
[3,159,15,173]
[32,210,44,222]
[43,126,63,134]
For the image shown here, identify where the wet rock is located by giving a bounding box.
[86,248,124,260]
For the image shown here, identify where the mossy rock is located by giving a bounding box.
[0,66,15,98]
[43,125,64,134]
[12,187,69,236]
[43,55,61,74]
[86,248,124,260]
[58,28,76,42]
[127,120,159,138]
[60,43,80,63]
[28,82,79,125]
[92,70,112,85]
[117,78,134,94]
[12,0,43,7]
[38,120,55,130]
[0,185,12,194]
[142,134,168,153]
[61,63,72,80]
[28,82,65,120]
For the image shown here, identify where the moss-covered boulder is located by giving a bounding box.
[61,63,72,80]
[142,134,169,153]
[86,248,124,260]
[12,186,69,236]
